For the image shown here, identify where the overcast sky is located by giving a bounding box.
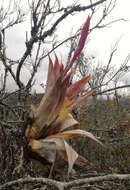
[1,0,130,93]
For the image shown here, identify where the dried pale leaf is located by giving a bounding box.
[47,129,103,146]
[60,113,79,131]
[43,137,64,151]
[43,138,79,172]
[63,140,78,173]
[28,139,57,163]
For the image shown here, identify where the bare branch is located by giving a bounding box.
[0,102,20,120]
[39,0,107,41]
[0,174,130,190]
[95,84,130,95]
[16,0,107,88]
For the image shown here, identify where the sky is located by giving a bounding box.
[1,0,130,94]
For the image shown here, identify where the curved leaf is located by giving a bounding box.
[60,113,79,131]
[47,129,103,146]
[66,76,90,100]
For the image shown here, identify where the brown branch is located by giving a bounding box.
[0,176,64,190]
[16,0,107,88]
[40,34,79,60]
[66,174,130,188]
[39,0,107,41]
[0,174,130,190]
[95,85,130,95]
[0,102,20,120]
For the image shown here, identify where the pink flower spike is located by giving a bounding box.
[64,16,90,74]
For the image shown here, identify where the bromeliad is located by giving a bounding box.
[25,16,102,173]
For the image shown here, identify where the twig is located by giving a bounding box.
[95,85,130,95]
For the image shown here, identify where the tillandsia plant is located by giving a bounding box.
[25,16,103,173]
